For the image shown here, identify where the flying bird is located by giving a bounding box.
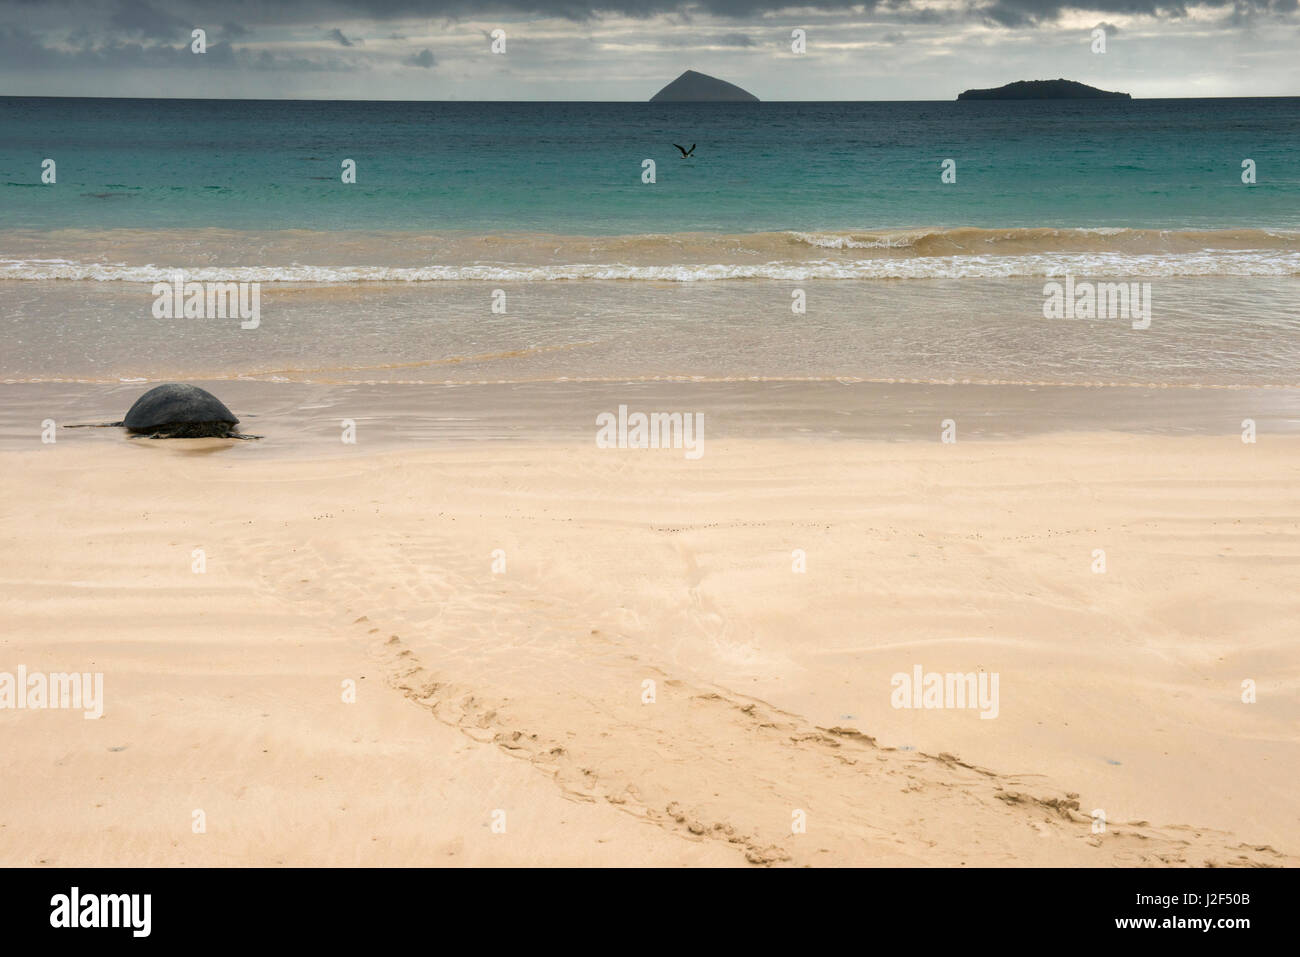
[673,143,696,158]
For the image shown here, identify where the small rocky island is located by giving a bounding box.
[650,70,759,102]
[957,79,1130,100]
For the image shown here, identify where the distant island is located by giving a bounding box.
[650,70,759,103]
[957,79,1131,100]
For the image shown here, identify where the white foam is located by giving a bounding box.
[0,252,1297,282]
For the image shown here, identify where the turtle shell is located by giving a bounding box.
[122,384,239,430]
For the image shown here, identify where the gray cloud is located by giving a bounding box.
[363,0,1290,20]
[667,30,755,46]
[708,31,754,46]
[973,0,1289,26]
[0,25,188,68]
[0,0,1295,99]
[0,22,352,72]
[108,0,191,39]
[0,26,61,68]
[6,0,1295,25]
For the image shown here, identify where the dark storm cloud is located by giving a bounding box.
[4,0,1295,25]
[974,0,1294,26]
[0,0,1293,82]
[0,26,60,67]
[1,0,1294,99]
[0,22,350,71]
[109,0,191,38]
[316,0,1296,20]
[0,24,190,68]
[709,31,755,46]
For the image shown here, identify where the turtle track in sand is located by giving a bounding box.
[248,522,1290,868]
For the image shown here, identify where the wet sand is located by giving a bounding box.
[4,378,1300,455]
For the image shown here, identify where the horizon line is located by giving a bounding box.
[3,93,1298,103]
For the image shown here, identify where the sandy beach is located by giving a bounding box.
[2,432,1295,866]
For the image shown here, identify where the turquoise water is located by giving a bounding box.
[2,97,1298,232]
[2,96,1299,393]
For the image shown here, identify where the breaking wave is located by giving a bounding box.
[2,254,1298,282]
[2,226,1299,282]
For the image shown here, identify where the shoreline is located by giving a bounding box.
[5,379,1300,455]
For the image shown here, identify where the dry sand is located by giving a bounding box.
[1,433,1296,866]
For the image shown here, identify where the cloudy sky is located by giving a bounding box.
[0,0,1296,100]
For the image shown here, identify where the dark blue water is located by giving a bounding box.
[2,97,1298,233]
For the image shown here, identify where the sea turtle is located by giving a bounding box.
[67,383,260,440]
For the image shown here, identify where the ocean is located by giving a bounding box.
[1,96,1299,441]
[4,97,1299,232]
